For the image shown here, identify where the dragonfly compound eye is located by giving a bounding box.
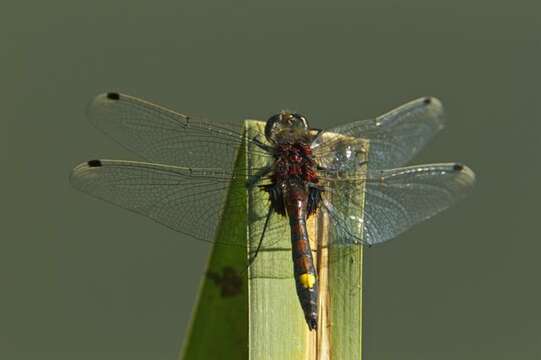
[265,111,309,143]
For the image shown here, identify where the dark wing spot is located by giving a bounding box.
[423,97,432,105]
[453,163,464,171]
[87,159,102,167]
[106,92,120,100]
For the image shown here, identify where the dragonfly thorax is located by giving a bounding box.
[273,143,318,183]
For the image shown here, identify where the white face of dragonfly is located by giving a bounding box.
[264,111,310,144]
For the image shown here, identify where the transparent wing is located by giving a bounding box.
[320,163,475,246]
[70,159,288,248]
[86,93,273,173]
[312,97,445,171]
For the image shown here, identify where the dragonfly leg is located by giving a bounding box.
[245,206,274,269]
[307,182,323,189]
[246,166,273,188]
[251,135,274,152]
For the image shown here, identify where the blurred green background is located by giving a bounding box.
[2,0,540,359]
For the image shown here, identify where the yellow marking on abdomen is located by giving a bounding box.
[299,273,316,288]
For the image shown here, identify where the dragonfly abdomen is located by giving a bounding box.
[286,184,319,330]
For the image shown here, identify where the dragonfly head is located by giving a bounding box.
[265,111,309,143]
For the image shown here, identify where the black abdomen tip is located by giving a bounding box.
[106,92,120,100]
[87,159,102,167]
[307,317,318,331]
[453,163,464,171]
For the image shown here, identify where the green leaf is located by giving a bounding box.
[180,120,365,360]
[179,125,249,360]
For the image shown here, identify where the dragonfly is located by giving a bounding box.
[70,93,475,330]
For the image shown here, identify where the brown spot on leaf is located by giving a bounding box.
[206,266,243,297]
